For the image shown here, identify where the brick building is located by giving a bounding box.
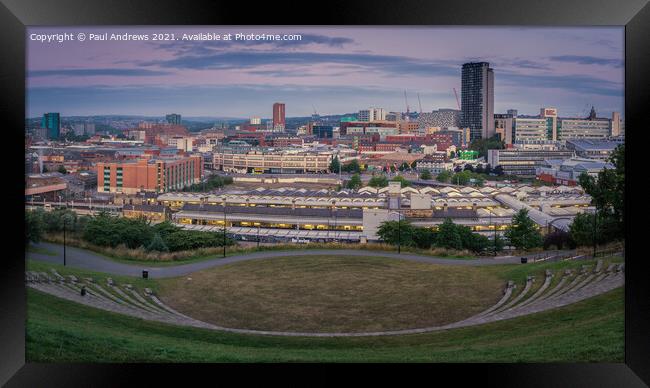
[97,156,203,194]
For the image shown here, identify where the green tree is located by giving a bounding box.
[469,134,505,159]
[329,156,341,173]
[25,210,44,245]
[505,209,543,250]
[577,144,624,242]
[412,227,436,249]
[436,170,452,183]
[435,218,463,250]
[391,175,411,188]
[346,174,362,190]
[376,220,415,247]
[419,169,432,180]
[57,165,67,174]
[569,212,598,247]
[147,233,169,252]
[368,174,389,188]
[342,159,361,174]
[398,162,410,172]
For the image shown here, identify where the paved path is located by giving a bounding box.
[25,242,566,279]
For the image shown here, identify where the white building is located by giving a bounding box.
[358,107,386,122]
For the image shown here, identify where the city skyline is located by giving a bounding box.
[27,26,624,119]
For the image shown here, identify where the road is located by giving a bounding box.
[25,242,560,279]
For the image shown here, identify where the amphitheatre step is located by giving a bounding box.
[125,288,169,314]
[535,273,570,302]
[86,282,129,305]
[474,280,515,317]
[490,276,534,315]
[109,285,165,315]
[517,271,553,308]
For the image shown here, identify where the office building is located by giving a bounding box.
[42,113,61,139]
[312,125,334,139]
[461,62,494,141]
[514,117,553,142]
[494,113,514,145]
[97,156,203,194]
[540,107,558,140]
[611,112,621,137]
[536,157,614,186]
[214,150,331,174]
[250,117,262,125]
[358,107,386,122]
[272,103,286,130]
[487,148,575,177]
[166,114,182,125]
[565,139,623,161]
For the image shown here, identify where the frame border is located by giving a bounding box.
[1,0,648,385]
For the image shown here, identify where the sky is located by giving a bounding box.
[26,26,624,120]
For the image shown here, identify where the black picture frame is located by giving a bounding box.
[1,0,648,385]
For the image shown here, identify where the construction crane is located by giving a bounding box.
[404,90,410,115]
[417,93,423,114]
[453,88,461,110]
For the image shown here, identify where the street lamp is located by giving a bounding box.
[222,196,227,258]
[63,217,67,266]
[592,207,598,259]
[257,224,260,249]
[396,209,401,254]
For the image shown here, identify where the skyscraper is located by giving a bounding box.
[41,112,60,139]
[166,113,182,125]
[461,62,494,141]
[273,103,285,130]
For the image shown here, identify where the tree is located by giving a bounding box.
[419,169,432,180]
[346,174,362,190]
[398,162,410,172]
[57,165,67,174]
[25,210,44,245]
[412,227,436,249]
[436,170,452,183]
[147,233,169,252]
[569,212,597,247]
[505,209,543,250]
[484,164,492,175]
[376,220,415,246]
[329,155,340,173]
[544,230,576,250]
[474,164,484,174]
[449,150,455,159]
[410,160,418,169]
[469,134,505,159]
[493,165,504,176]
[577,144,624,242]
[435,218,463,250]
[391,175,411,188]
[464,163,474,172]
[368,174,389,188]
[342,159,361,174]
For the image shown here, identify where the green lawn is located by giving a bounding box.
[157,255,504,332]
[26,254,624,362]
[26,287,624,362]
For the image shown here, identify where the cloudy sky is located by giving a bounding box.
[26,26,624,119]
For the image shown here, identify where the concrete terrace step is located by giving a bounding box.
[516,272,553,309]
[489,276,534,315]
[474,281,515,317]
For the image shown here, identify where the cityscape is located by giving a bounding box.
[24,26,625,363]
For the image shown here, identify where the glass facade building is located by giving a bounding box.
[41,112,60,139]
